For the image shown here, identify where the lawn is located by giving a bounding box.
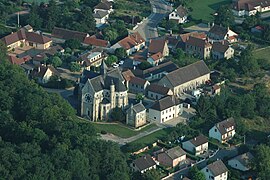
[114,0,151,17]
[91,122,158,138]
[186,0,231,22]
[254,47,270,60]
[127,128,172,147]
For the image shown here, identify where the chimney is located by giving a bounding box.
[222,41,224,45]
[37,66,41,73]
[194,137,197,141]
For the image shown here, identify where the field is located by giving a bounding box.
[187,0,231,22]
[114,0,151,17]
[91,122,158,138]
[254,47,270,60]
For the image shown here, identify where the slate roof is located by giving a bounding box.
[151,96,181,111]
[164,146,186,160]
[130,76,148,86]
[188,134,208,147]
[206,160,228,177]
[95,1,112,10]
[93,10,109,18]
[132,61,178,79]
[52,27,88,42]
[216,117,235,135]
[175,5,188,18]
[132,103,146,113]
[212,41,230,53]
[209,25,229,38]
[146,83,171,95]
[230,152,254,168]
[163,60,210,87]
[148,39,167,54]
[31,65,60,79]
[133,155,156,171]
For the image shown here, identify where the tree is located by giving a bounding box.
[51,56,62,67]
[136,93,144,102]
[28,3,43,28]
[240,94,255,118]
[253,145,270,179]
[141,169,161,180]
[106,55,118,66]
[110,107,125,122]
[103,27,118,42]
[188,166,205,180]
[242,15,261,30]
[64,39,81,50]
[196,96,211,119]
[214,5,235,27]
[77,7,96,33]
[69,62,81,72]
[115,48,127,59]
[138,61,152,70]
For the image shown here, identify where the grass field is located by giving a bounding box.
[254,47,270,60]
[91,122,158,138]
[187,0,231,22]
[127,128,172,147]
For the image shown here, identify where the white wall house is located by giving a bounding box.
[169,5,188,24]
[182,135,208,156]
[232,0,270,17]
[228,152,254,172]
[148,96,183,123]
[201,160,228,180]
[209,117,236,143]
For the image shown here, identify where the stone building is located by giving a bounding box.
[126,102,147,128]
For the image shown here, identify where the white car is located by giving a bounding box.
[113,63,119,68]
[119,60,124,65]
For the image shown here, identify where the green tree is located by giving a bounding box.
[136,93,144,102]
[69,62,81,72]
[115,48,127,59]
[141,169,161,180]
[214,5,235,27]
[103,27,119,42]
[51,56,62,67]
[110,107,125,122]
[138,61,152,70]
[28,3,43,28]
[241,94,255,118]
[64,39,81,50]
[253,144,270,179]
[188,166,205,180]
[106,55,118,66]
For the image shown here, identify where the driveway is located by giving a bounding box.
[131,0,173,40]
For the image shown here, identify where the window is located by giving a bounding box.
[154,117,156,119]
[215,129,217,132]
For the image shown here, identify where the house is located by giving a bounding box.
[148,39,169,57]
[228,152,254,171]
[208,25,238,43]
[169,5,188,24]
[51,27,89,43]
[122,69,135,88]
[212,41,234,60]
[147,52,164,66]
[7,55,30,65]
[177,32,207,50]
[131,155,156,173]
[94,0,113,14]
[232,0,270,17]
[111,32,145,55]
[201,160,228,180]
[182,135,208,156]
[157,146,186,167]
[93,10,109,27]
[149,96,183,123]
[79,61,128,121]
[79,49,107,69]
[129,76,150,94]
[31,65,60,84]
[1,26,52,50]
[132,61,178,81]
[126,102,147,128]
[185,36,212,59]
[146,83,173,100]
[158,61,210,96]
[209,117,236,143]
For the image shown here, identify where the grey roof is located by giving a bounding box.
[101,98,110,104]
[209,25,229,38]
[146,83,171,95]
[212,41,230,53]
[175,5,188,18]
[133,155,156,171]
[230,152,254,168]
[162,60,210,87]
[132,103,146,113]
[188,134,208,147]
[93,10,109,18]
[216,117,235,135]
[207,160,228,176]
[165,146,186,160]
[151,96,181,111]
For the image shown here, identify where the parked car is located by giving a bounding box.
[119,60,124,65]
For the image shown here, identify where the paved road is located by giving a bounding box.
[163,147,239,180]
[132,0,172,40]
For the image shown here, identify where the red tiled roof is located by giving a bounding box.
[150,52,163,61]
[118,32,145,50]
[148,39,167,54]
[26,32,52,44]
[130,76,148,86]
[84,36,109,47]
[8,56,25,65]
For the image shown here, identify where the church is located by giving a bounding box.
[79,61,128,121]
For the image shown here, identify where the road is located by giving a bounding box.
[132,0,173,40]
[163,147,239,180]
